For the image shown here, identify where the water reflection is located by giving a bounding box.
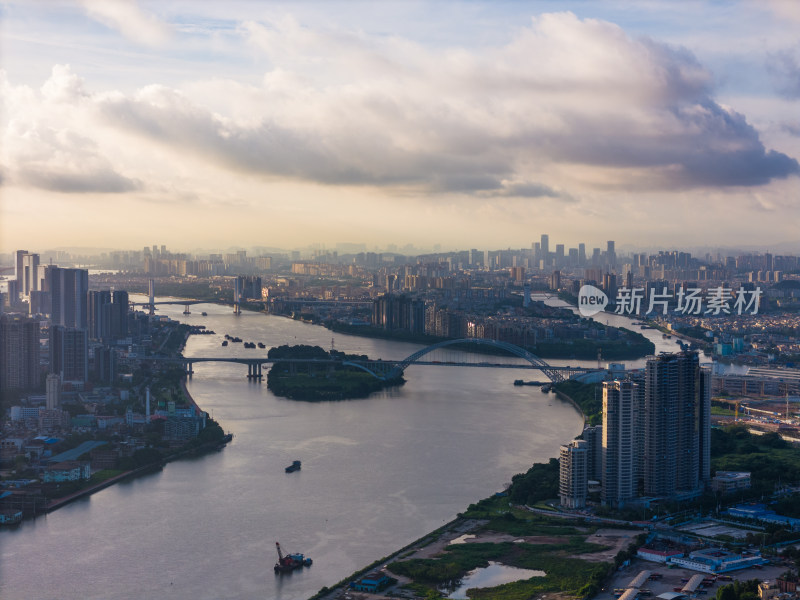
[443,561,546,599]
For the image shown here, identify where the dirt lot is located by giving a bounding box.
[405,522,584,560]
[595,557,789,600]
[577,528,647,562]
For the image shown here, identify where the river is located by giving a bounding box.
[0,296,678,600]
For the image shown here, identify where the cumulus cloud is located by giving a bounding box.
[2,12,798,200]
[96,12,798,194]
[78,0,170,46]
[1,66,141,194]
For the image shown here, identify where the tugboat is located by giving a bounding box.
[258,342,266,349]
[274,542,312,573]
[285,460,301,473]
[201,312,208,316]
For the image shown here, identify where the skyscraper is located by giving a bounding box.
[21,252,40,298]
[14,249,28,300]
[559,439,588,509]
[88,290,112,341]
[540,234,550,261]
[607,240,616,268]
[50,326,88,383]
[698,366,712,485]
[46,373,61,410]
[555,244,565,267]
[47,267,89,329]
[0,315,40,391]
[112,290,129,339]
[582,424,603,482]
[643,351,708,497]
[602,380,637,507]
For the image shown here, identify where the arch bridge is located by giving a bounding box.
[150,338,597,382]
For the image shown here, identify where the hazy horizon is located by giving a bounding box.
[2,1,799,253]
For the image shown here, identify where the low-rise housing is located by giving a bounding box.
[668,547,767,573]
[711,471,751,494]
[350,571,391,593]
[638,548,685,563]
[43,461,91,482]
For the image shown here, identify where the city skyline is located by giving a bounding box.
[1,1,799,252]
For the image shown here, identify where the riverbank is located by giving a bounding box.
[309,388,593,599]
[323,320,654,360]
[45,463,162,512]
[5,321,233,525]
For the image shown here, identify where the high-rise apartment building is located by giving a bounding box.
[698,366,712,485]
[14,250,40,300]
[87,290,127,342]
[559,439,588,509]
[0,315,40,391]
[49,326,88,383]
[14,250,28,300]
[540,234,550,261]
[88,290,112,341]
[112,291,129,339]
[46,373,61,410]
[643,351,709,497]
[602,380,637,507]
[22,252,40,298]
[582,424,603,482]
[46,267,89,329]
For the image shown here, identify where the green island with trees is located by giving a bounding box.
[266,344,404,401]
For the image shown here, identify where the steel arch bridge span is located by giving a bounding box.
[391,338,565,383]
[341,361,391,379]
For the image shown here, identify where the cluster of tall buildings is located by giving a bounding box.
[559,351,711,509]
[534,234,616,271]
[1,250,132,394]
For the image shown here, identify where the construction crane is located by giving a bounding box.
[274,542,312,573]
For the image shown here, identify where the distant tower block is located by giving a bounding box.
[46,373,61,410]
[146,386,151,421]
[233,277,242,315]
[148,278,155,316]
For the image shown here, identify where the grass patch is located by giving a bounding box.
[554,380,603,425]
[390,541,612,600]
[480,513,589,538]
[89,469,124,484]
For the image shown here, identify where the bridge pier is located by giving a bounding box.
[247,362,263,380]
[185,362,194,377]
[183,303,191,315]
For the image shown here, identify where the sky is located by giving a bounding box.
[1,0,799,254]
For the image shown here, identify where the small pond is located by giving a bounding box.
[443,561,546,599]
